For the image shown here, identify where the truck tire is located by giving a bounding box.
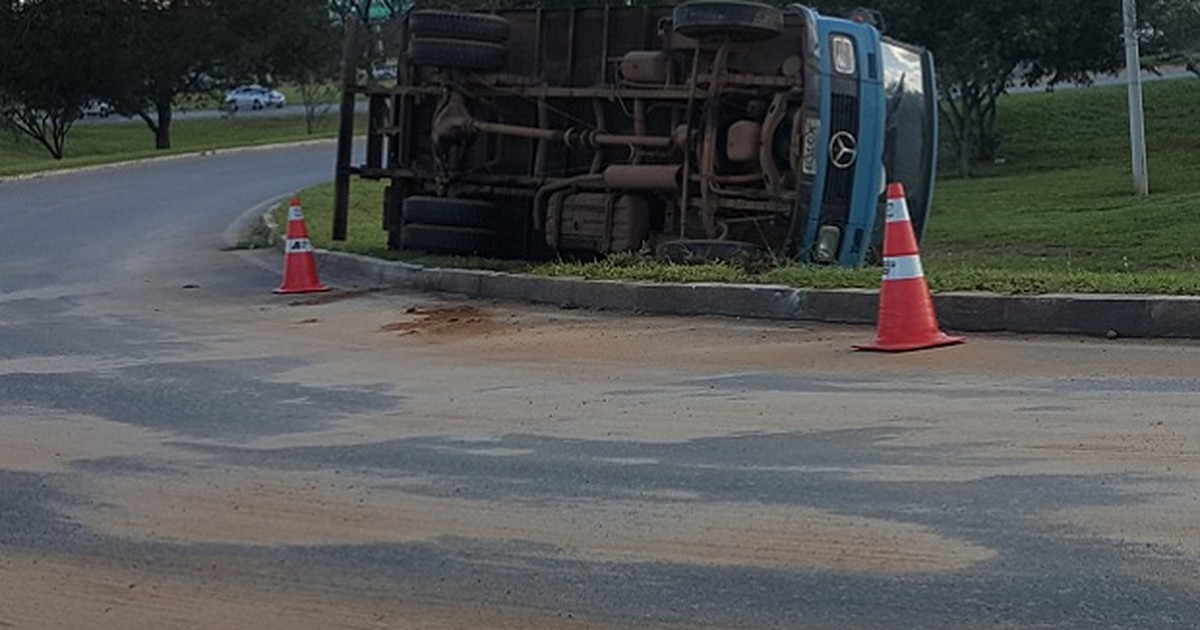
[401,223,498,257]
[672,1,784,42]
[409,10,510,44]
[407,38,507,72]
[402,196,499,229]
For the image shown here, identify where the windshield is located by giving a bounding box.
[880,40,937,241]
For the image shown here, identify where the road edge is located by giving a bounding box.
[312,250,1200,339]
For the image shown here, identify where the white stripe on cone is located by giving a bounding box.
[883,254,924,281]
[288,207,304,221]
[286,238,314,253]
[885,197,911,223]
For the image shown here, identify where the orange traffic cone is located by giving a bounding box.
[274,198,329,294]
[855,183,963,352]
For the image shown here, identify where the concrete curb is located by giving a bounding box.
[314,251,1200,339]
[222,194,290,250]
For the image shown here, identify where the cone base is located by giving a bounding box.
[854,333,965,353]
[274,284,330,295]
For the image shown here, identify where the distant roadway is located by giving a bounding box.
[76,102,365,125]
[1009,66,1196,93]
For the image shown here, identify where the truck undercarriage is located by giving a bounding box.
[335,2,937,266]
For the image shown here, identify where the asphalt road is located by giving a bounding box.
[2,148,1200,629]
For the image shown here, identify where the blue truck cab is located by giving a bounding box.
[791,5,936,266]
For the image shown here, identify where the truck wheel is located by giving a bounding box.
[672,1,784,42]
[409,10,510,44]
[408,38,507,72]
[401,223,498,257]
[402,196,499,229]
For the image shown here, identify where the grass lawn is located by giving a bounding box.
[915,77,1200,293]
[275,83,341,107]
[0,110,357,177]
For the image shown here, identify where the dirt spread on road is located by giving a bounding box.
[286,287,384,307]
[0,552,647,630]
[13,290,1200,626]
[0,411,186,474]
[378,304,508,338]
[1047,485,1200,558]
[69,469,994,574]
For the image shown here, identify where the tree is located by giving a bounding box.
[0,0,123,159]
[1142,0,1200,71]
[281,8,344,135]
[0,3,24,142]
[329,0,402,24]
[101,0,224,150]
[811,0,1128,177]
[328,0,406,82]
[220,0,343,133]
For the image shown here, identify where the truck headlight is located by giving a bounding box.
[815,225,841,262]
[831,35,856,75]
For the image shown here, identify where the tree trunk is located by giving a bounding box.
[11,108,71,160]
[979,91,1000,162]
[299,79,320,134]
[957,126,972,179]
[154,97,173,150]
[940,82,973,179]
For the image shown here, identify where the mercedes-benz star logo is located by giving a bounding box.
[829,131,858,169]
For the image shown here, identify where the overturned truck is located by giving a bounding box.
[333,1,937,266]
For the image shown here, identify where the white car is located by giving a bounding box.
[80,99,114,117]
[223,86,286,111]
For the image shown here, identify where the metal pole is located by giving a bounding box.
[1123,0,1149,196]
[332,16,362,241]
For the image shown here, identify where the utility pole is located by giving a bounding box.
[1123,0,1149,196]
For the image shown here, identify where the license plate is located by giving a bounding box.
[801,118,821,175]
